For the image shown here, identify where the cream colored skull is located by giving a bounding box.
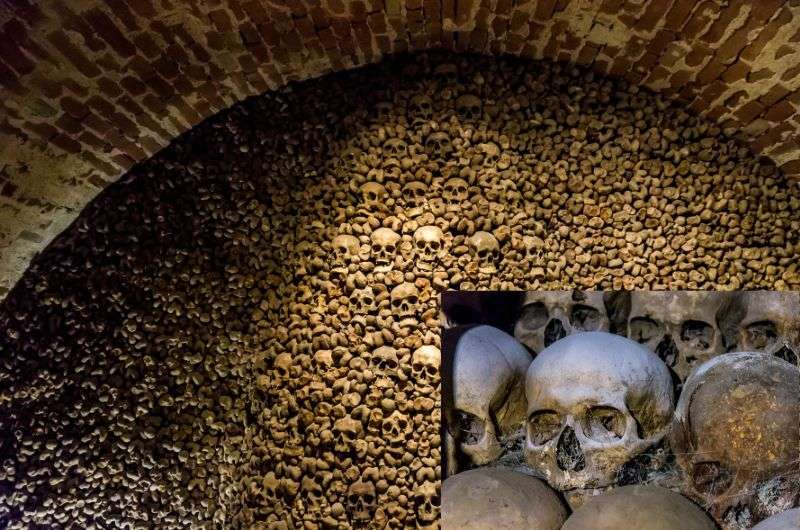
[411,345,440,389]
[525,332,674,491]
[360,181,387,208]
[426,131,453,159]
[443,177,469,211]
[409,94,433,124]
[414,225,443,270]
[468,231,500,273]
[370,227,399,272]
[333,415,363,454]
[390,283,419,321]
[415,481,440,525]
[349,286,377,314]
[347,480,377,523]
[332,234,360,266]
[402,181,429,217]
[382,410,412,450]
[736,291,800,365]
[456,94,482,120]
[371,346,399,375]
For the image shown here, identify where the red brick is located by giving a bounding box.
[700,0,746,44]
[735,100,765,124]
[48,30,102,78]
[761,85,791,108]
[54,113,83,135]
[741,7,792,62]
[720,62,749,83]
[126,0,157,18]
[51,134,82,153]
[85,7,137,58]
[636,0,672,32]
[765,100,795,122]
[780,159,800,175]
[104,0,139,31]
[664,0,698,31]
[534,0,556,20]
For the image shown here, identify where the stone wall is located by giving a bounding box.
[2,0,800,296]
[1,52,799,529]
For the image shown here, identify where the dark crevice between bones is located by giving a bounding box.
[556,426,585,472]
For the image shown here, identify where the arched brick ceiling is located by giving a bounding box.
[1,0,800,297]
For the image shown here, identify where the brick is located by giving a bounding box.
[636,0,672,32]
[534,0,556,20]
[764,100,795,122]
[51,134,82,154]
[700,0,746,44]
[209,9,234,32]
[734,100,765,124]
[48,30,102,78]
[60,96,89,120]
[720,62,749,83]
[85,7,137,58]
[741,7,793,62]
[761,85,791,108]
[664,0,698,31]
[0,31,35,74]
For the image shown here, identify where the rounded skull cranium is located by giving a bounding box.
[414,225,444,270]
[525,332,674,491]
[370,227,400,273]
[468,231,500,273]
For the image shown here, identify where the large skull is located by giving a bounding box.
[468,231,500,273]
[332,234,361,267]
[514,291,610,354]
[627,291,735,380]
[390,283,419,322]
[347,480,377,524]
[670,352,800,528]
[734,291,800,365]
[370,227,400,273]
[413,225,443,270]
[525,332,674,491]
[448,325,533,466]
[456,94,482,121]
[442,468,568,530]
[411,345,440,391]
[442,177,468,211]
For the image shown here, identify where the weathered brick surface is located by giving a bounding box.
[1,0,800,297]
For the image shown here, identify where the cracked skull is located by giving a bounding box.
[448,325,533,466]
[627,291,735,381]
[370,227,400,273]
[468,231,500,273]
[524,332,674,491]
[414,225,443,270]
[514,291,610,354]
[347,480,377,523]
[670,352,800,526]
[360,181,387,209]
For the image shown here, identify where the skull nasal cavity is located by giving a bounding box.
[556,426,585,472]
[544,319,567,347]
[655,335,678,367]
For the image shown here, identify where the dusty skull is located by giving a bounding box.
[456,94,482,120]
[382,410,412,449]
[371,345,399,375]
[448,325,532,466]
[515,291,610,354]
[332,234,361,266]
[425,131,453,159]
[468,231,500,273]
[627,291,736,380]
[349,286,377,314]
[479,142,500,167]
[413,225,443,270]
[390,283,419,321]
[333,415,363,453]
[411,345,440,390]
[525,332,674,491]
[370,227,400,273]
[409,94,433,125]
[347,480,377,523]
[383,138,408,167]
[415,481,440,525]
[443,177,469,211]
[360,181,387,209]
[735,291,800,365]
[670,352,800,527]
[402,181,429,217]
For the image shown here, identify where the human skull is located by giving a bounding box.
[468,231,500,273]
[433,62,459,85]
[425,131,453,159]
[370,227,400,273]
[347,480,377,524]
[360,181,387,209]
[734,291,800,365]
[383,138,408,167]
[382,410,412,450]
[627,291,736,380]
[390,283,419,321]
[332,234,361,267]
[525,332,674,491]
[411,345,440,390]
[402,181,429,217]
[413,225,443,270]
[371,346,399,375]
[456,94,482,120]
[448,325,533,466]
[415,481,440,525]
[443,177,469,211]
[333,416,363,453]
[409,94,433,125]
[561,485,717,530]
[273,352,296,387]
[670,352,800,527]
[349,286,377,314]
[515,291,610,354]
[479,142,500,167]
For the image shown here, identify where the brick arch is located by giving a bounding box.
[1,0,800,296]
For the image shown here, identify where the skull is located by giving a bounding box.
[360,182,387,209]
[514,291,610,354]
[411,345,440,390]
[382,410,412,450]
[273,352,296,386]
[402,181,429,216]
[349,286,377,314]
[468,231,500,273]
[433,62,459,85]
[670,352,800,527]
[734,291,800,365]
[443,177,469,211]
[627,291,736,380]
[301,476,326,512]
[409,94,433,125]
[479,142,500,167]
[425,131,453,160]
[456,94,482,120]
[442,468,568,530]
[383,138,408,168]
[333,415,363,454]
[448,325,533,466]
[371,346,399,375]
[347,480,377,523]
[413,225,443,270]
[562,485,717,530]
[525,332,674,491]
[390,283,419,321]
[414,481,440,525]
[370,227,399,273]
[332,234,361,266]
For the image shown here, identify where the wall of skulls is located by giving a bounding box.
[1,52,800,529]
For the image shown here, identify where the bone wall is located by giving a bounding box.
[1,53,800,529]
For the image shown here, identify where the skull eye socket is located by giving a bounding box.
[372,244,382,252]
[570,304,602,331]
[408,295,418,304]
[744,320,778,350]
[680,319,714,349]
[527,410,562,445]
[453,410,485,445]
[629,316,660,343]
[583,406,626,441]
[518,302,549,331]
[692,461,733,496]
